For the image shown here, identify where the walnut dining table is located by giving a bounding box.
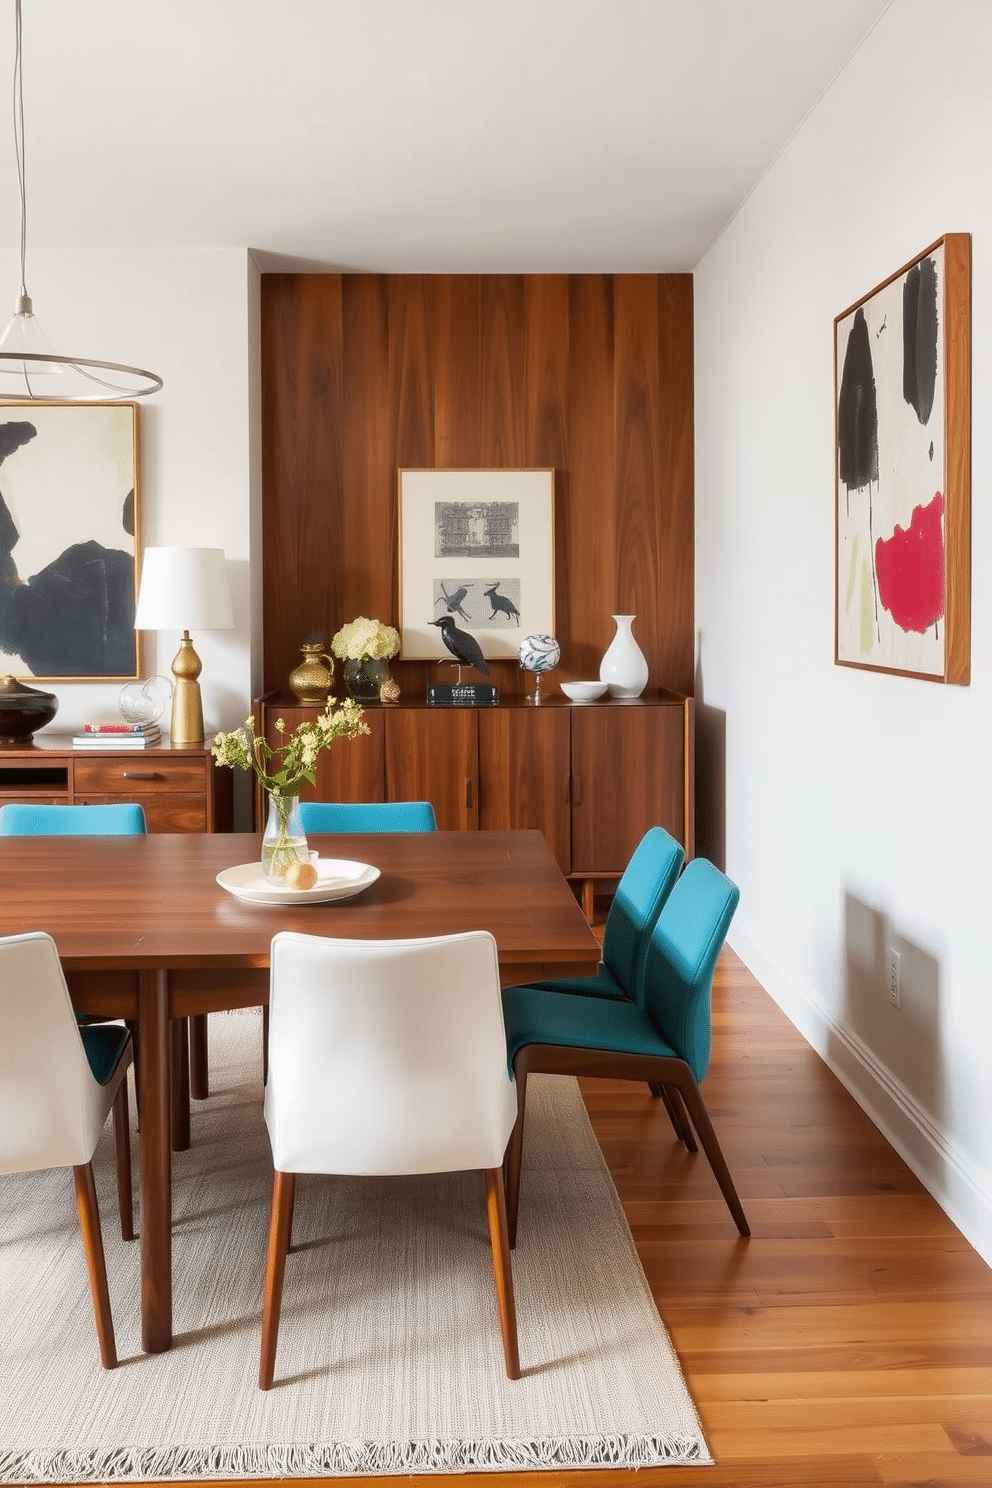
[0,828,599,1353]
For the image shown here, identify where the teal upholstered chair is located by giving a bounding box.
[506,826,688,1136]
[513,826,685,1005]
[0,800,149,1076]
[501,856,748,1245]
[0,802,147,836]
[298,800,438,833]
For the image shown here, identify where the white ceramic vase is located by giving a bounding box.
[599,614,649,699]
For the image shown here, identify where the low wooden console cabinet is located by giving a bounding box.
[0,735,233,833]
[254,690,693,917]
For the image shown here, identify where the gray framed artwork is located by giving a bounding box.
[0,401,140,681]
[399,468,555,660]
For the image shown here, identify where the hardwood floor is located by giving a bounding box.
[153,946,992,1488]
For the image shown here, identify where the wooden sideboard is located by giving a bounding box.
[253,690,693,918]
[0,735,233,834]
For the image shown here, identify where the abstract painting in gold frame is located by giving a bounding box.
[834,234,971,683]
[0,401,140,681]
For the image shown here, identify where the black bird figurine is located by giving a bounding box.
[430,615,491,678]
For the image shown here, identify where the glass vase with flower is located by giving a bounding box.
[331,617,401,701]
[211,699,369,882]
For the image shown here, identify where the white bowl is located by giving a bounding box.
[560,680,607,702]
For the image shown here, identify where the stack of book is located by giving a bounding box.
[72,721,163,749]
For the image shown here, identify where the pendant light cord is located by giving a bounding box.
[0,0,162,396]
[12,0,27,304]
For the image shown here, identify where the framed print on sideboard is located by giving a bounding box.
[399,468,555,661]
[0,401,141,681]
[834,233,971,684]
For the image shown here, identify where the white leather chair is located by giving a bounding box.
[260,929,520,1388]
[0,931,134,1369]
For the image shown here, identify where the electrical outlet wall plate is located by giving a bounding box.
[889,947,901,1007]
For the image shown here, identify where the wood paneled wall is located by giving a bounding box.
[260,273,694,699]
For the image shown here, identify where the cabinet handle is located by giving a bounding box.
[565,772,571,804]
[573,773,582,806]
[465,777,473,809]
[123,770,159,780]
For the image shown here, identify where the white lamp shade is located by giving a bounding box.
[134,547,234,631]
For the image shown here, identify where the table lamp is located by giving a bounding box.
[133,547,234,746]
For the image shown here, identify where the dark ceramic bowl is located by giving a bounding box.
[0,674,59,744]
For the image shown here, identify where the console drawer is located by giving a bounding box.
[73,756,207,795]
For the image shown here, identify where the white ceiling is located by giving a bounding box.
[0,0,892,273]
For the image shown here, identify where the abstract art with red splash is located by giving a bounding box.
[834,236,970,683]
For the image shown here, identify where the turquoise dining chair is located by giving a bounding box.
[0,802,147,836]
[260,799,438,1085]
[504,826,689,1136]
[501,856,748,1246]
[0,800,148,1079]
[298,800,438,833]
[510,826,685,1005]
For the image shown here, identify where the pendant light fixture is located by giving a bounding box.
[0,0,162,401]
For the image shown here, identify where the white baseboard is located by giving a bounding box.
[728,916,992,1271]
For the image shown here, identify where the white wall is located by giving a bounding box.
[0,246,260,753]
[695,0,992,1263]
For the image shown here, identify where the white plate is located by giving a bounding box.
[216,858,380,906]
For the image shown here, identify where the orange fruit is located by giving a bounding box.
[285,860,318,891]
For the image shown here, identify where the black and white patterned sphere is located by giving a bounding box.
[518,634,561,673]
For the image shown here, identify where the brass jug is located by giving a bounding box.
[288,642,335,705]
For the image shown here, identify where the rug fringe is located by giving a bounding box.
[0,1431,712,1482]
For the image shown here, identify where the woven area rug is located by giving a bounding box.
[1,1010,711,1481]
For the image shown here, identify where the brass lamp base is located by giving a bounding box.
[170,631,205,747]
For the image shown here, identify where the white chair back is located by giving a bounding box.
[0,932,117,1174]
[265,930,517,1175]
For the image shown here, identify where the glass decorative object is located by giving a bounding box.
[261,791,309,881]
[599,615,649,699]
[118,675,172,726]
[343,656,391,702]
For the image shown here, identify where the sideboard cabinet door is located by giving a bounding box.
[258,704,386,805]
[478,707,570,873]
[385,707,479,830]
[570,702,686,875]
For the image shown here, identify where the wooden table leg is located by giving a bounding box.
[138,967,173,1354]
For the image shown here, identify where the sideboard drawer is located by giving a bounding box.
[77,792,208,832]
[74,757,207,796]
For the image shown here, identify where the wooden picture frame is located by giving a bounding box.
[0,402,140,681]
[834,234,971,683]
[398,468,555,660]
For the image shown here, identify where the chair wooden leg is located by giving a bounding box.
[189,1014,209,1100]
[170,1018,191,1152]
[126,1019,141,1116]
[112,1075,134,1242]
[73,1162,117,1370]
[502,1063,530,1249]
[483,1167,520,1380]
[653,1083,697,1151]
[259,1169,296,1390]
[671,1072,750,1236]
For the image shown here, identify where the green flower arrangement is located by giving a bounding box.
[331,616,401,662]
[212,700,369,878]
